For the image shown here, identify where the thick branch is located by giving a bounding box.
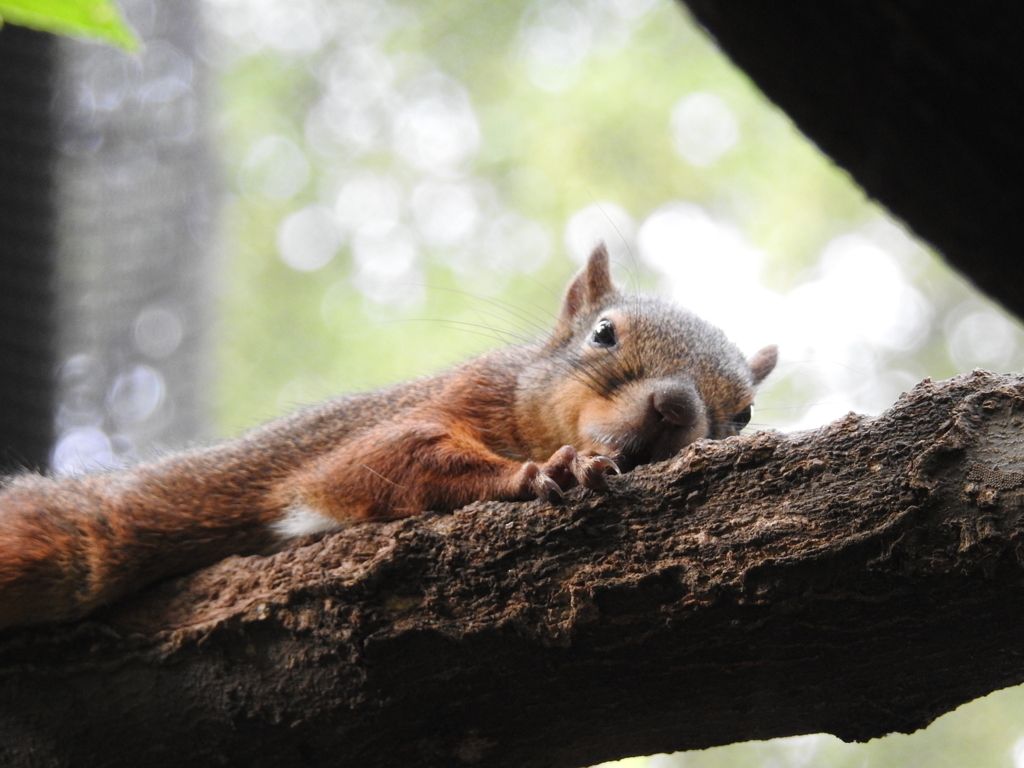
[3,372,1024,767]
[679,1,1024,320]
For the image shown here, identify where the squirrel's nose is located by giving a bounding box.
[651,385,702,430]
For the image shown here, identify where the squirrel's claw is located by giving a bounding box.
[571,450,618,492]
[535,475,564,502]
[590,455,620,475]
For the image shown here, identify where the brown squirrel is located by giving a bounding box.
[0,245,776,629]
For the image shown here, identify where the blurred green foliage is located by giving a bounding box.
[209,0,1024,765]
[0,0,137,48]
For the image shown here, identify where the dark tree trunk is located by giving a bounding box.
[678,0,1024,321]
[2,372,1023,768]
[0,25,58,473]
[0,0,218,476]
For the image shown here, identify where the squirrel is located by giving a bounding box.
[0,245,776,630]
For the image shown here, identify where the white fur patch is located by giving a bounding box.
[270,503,344,541]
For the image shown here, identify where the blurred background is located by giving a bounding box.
[206,0,1024,438]
[14,0,1024,763]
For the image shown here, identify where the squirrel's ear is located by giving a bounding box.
[552,244,618,342]
[748,345,778,385]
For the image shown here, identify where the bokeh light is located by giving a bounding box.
[671,92,739,167]
[278,205,339,272]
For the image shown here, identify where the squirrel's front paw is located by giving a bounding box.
[523,445,619,502]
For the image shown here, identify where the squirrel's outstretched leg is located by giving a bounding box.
[272,419,617,533]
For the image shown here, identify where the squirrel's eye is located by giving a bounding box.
[590,319,617,348]
[732,405,752,430]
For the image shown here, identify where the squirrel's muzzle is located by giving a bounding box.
[651,385,703,431]
[579,378,710,471]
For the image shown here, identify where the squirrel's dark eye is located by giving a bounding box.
[732,405,752,430]
[590,319,617,348]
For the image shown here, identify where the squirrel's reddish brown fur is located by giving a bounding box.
[0,246,776,629]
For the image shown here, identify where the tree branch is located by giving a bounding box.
[2,371,1024,767]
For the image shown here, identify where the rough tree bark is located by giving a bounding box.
[0,24,58,474]
[678,0,1024,321]
[3,371,1024,767]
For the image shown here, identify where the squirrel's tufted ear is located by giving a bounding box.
[551,244,618,343]
[748,344,778,385]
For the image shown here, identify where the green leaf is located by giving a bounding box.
[0,0,139,51]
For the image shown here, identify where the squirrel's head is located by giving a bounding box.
[520,244,777,470]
